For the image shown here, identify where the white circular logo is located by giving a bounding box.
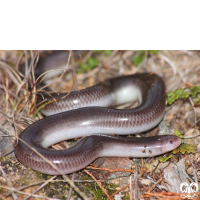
[180,182,198,198]
[180,182,198,194]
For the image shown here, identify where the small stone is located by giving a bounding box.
[97,157,132,181]
[162,162,182,193]
[140,179,151,186]
[196,144,200,152]
[187,166,193,175]
[185,128,199,137]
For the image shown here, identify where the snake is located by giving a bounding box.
[15,54,181,175]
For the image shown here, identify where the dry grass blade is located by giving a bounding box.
[67,173,75,200]
[140,191,200,200]
[23,176,57,200]
[0,185,59,200]
[110,183,134,198]
[86,166,135,173]
[0,164,17,200]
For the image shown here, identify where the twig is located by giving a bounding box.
[133,172,138,200]
[0,185,58,200]
[190,159,198,184]
[0,164,17,200]
[0,148,14,158]
[140,191,200,200]
[129,176,133,200]
[86,166,135,173]
[84,170,112,200]
[23,175,57,200]
[5,179,109,198]
[67,173,75,200]
[147,177,163,193]
[145,175,164,191]
[110,183,134,198]
[163,178,173,187]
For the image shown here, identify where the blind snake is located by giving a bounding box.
[15,72,181,175]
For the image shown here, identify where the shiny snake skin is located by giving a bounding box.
[15,72,181,175]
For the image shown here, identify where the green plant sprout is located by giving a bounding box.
[167,86,200,105]
[78,50,113,73]
[159,155,172,163]
[78,57,99,73]
[132,50,159,67]
[159,130,195,163]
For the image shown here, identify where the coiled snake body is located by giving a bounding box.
[15,63,181,175]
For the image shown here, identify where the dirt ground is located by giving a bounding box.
[0,50,200,200]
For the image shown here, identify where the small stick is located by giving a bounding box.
[84,170,112,200]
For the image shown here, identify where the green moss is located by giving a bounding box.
[122,191,130,199]
[0,157,5,161]
[61,195,67,200]
[65,185,70,190]
[35,171,43,179]
[84,185,105,200]
[105,183,118,193]
[24,179,29,185]
[0,187,5,194]
[83,181,118,200]
[82,174,94,180]
[46,175,53,179]
[17,164,23,170]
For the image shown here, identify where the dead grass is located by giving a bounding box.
[0,50,200,200]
